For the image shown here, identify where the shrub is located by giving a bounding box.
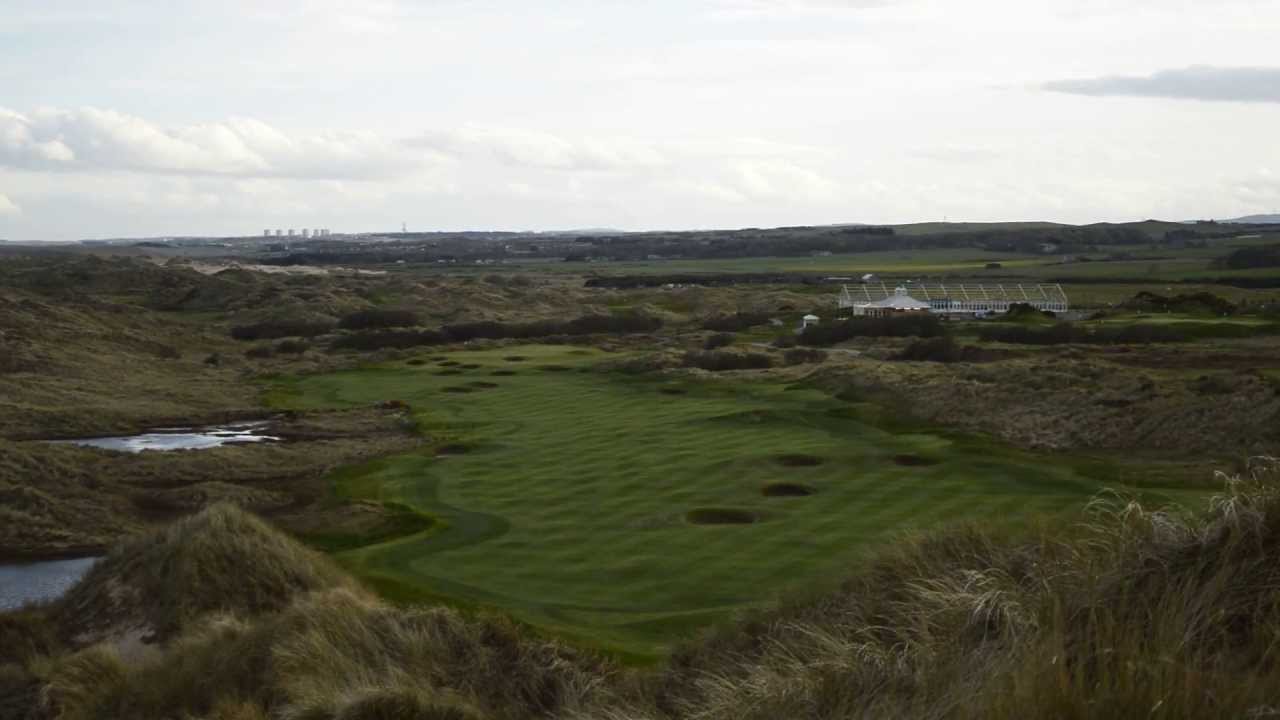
[894,336,971,362]
[230,320,334,341]
[244,346,273,359]
[338,309,421,330]
[704,333,735,350]
[1121,291,1237,316]
[702,312,771,332]
[441,313,661,342]
[783,348,827,365]
[1003,303,1055,321]
[274,340,310,355]
[1214,243,1280,270]
[799,314,944,346]
[330,330,447,352]
[978,323,1187,345]
[154,344,181,360]
[682,351,774,371]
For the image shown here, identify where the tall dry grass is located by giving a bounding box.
[580,457,1280,720]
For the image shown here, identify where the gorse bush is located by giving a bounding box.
[230,320,336,341]
[979,322,1188,345]
[338,309,422,330]
[894,335,966,362]
[682,351,774,371]
[799,314,944,346]
[782,347,826,365]
[331,314,662,352]
[1121,290,1237,316]
[330,329,448,351]
[443,313,661,341]
[701,312,771,332]
[1214,243,1280,270]
[703,333,735,350]
[893,336,996,363]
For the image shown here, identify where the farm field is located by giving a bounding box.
[521,248,1054,276]
[266,345,1168,658]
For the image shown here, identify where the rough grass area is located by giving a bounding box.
[7,505,610,720]
[265,345,1150,657]
[0,408,421,559]
[7,461,1280,720]
[57,503,359,645]
[599,458,1280,720]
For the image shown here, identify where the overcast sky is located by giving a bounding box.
[2,0,1279,240]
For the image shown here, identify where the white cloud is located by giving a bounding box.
[410,126,669,172]
[0,107,435,179]
[1044,66,1280,103]
[0,192,20,216]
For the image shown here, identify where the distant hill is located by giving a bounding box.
[1222,214,1280,224]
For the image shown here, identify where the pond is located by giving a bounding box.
[48,420,279,453]
[0,556,98,611]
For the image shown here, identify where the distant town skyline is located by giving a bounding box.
[2,0,1279,241]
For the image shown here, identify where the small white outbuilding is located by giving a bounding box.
[800,314,820,330]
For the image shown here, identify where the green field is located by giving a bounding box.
[266,346,1157,657]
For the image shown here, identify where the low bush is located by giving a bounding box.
[799,314,944,346]
[682,351,774,371]
[1121,290,1237,316]
[979,322,1188,345]
[274,340,309,355]
[1002,303,1056,322]
[330,329,447,351]
[337,308,421,330]
[893,336,991,363]
[230,320,335,341]
[332,313,662,352]
[1214,243,1280,270]
[783,347,827,365]
[704,333,735,350]
[443,313,661,342]
[702,312,771,332]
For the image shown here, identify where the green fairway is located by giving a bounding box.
[268,345,1119,657]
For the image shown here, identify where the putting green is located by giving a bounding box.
[268,345,1108,658]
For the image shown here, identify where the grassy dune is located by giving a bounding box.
[267,345,1129,656]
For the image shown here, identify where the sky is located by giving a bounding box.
[1,0,1279,241]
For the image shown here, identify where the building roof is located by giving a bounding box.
[840,282,1068,308]
[861,286,930,310]
[864,295,931,310]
